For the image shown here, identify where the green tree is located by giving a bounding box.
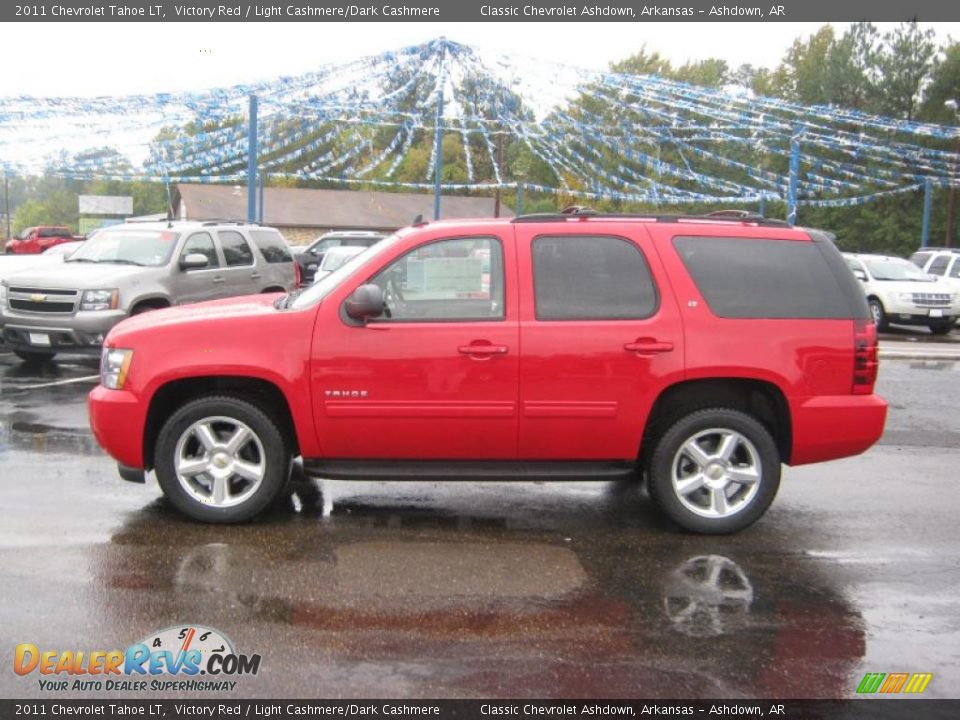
[872,21,938,119]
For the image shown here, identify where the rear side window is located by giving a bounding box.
[249,229,292,263]
[532,235,658,320]
[674,236,856,319]
[219,231,254,267]
[928,256,950,276]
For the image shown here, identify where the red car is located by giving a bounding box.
[88,210,887,533]
[5,226,77,254]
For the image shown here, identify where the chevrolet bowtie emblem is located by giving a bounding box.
[30,294,46,302]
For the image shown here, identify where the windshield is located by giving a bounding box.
[862,257,934,282]
[66,228,179,267]
[289,233,401,310]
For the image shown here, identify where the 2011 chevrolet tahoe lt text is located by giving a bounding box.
[88,212,887,533]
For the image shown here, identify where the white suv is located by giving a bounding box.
[843,253,959,335]
[910,248,960,291]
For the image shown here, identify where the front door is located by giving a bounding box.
[170,231,224,305]
[513,227,685,460]
[311,233,519,459]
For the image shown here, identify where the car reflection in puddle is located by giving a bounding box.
[84,476,866,699]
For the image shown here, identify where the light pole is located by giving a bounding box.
[945,99,959,248]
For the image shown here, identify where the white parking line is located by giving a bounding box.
[14,375,100,390]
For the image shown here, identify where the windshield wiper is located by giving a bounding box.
[106,259,147,267]
[65,258,98,263]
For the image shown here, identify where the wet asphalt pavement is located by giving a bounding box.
[0,337,958,700]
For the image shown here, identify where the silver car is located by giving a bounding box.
[0,221,296,362]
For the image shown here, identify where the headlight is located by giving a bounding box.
[100,348,134,390]
[81,289,119,311]
[897,292,914,302]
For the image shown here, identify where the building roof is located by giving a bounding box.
[175,184,512,230]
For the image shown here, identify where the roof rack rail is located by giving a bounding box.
[511,210,790,228]
[915,246,960,252]
[199,219,260,227]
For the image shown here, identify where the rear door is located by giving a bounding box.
[215,230,261,296]
[514,224,685,460]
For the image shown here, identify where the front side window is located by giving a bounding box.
[532,235,658,320]
[181,232,220,268]
[369,237,504,321]
[219,231,254,267]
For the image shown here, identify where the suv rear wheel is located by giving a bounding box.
[647,408,781,534]
[154,395,291,523]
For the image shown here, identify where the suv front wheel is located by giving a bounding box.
[647,408,781,534]
[154,395,291,523]
[868,298,888,331]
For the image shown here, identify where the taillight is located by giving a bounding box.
[294,262,302,288]
[853,319,878,395]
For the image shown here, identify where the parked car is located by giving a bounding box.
[0,240,84,280]
[311,245,369,284]
[294,231,385,284]
[89,211,886,534]
[0,221,296,362]
[909,247,960,291]
[843,252,959,334]
[5,226,81,254]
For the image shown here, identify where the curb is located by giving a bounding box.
[879,350,960,361]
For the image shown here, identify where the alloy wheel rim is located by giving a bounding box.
[670,427,762,519]
[174,416,266,508]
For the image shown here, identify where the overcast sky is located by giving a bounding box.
[2,21,957,98]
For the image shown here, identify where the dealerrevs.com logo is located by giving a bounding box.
[13,625,261,692]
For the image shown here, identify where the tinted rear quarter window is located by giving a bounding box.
[673,235,859,319]
[532,235,658,320]
[249,229,293,263]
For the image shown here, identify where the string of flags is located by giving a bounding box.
[0,38,957,208]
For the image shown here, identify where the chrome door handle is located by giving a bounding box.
[624,338,674,355]
[212,277,225,284]
[458,344,509,357]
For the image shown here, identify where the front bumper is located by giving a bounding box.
[88,385,148,469]
[1,309,127,354]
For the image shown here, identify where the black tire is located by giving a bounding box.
[928,321,955,336]
[647,408,781,534]
[130,303,166,316]
[868,298,888,331]
[13,349,57,363]
[154,395,292,523]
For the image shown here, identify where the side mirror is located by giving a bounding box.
[852,269,866,281]
[345,284,385,321]
[180,253,210,271]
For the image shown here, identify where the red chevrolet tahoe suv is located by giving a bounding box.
[88,211,887,533]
